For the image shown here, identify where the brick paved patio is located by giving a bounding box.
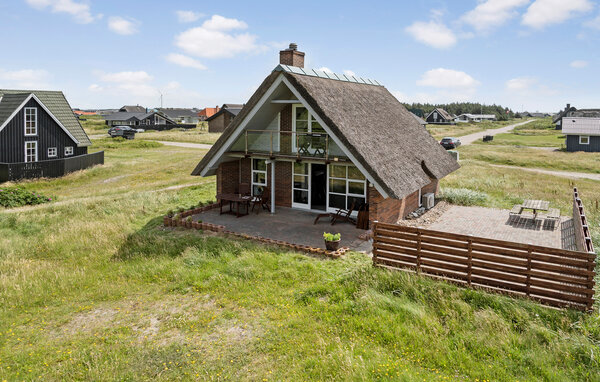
[427,206,576,250]
[191,207,371,252]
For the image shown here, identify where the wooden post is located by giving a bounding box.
[372,220,378,265]
[467,236,473,287]
[416,228,422,274]
[526,244,532,297]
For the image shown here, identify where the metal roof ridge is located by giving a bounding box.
[272,65,382,86]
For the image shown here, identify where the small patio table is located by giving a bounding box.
[521,199,550,222]
[217,193,253,218]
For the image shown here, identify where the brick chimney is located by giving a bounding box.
[566,103,571,111]
[279,43,305,68]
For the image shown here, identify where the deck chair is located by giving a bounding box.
[251,187,270,213]
[297,137,311,156]
[331,200,357,225]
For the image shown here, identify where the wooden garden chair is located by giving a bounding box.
[238,182,251,196]
[313,200,357,226]
[251,187,270,214]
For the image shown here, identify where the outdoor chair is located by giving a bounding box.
[509,204,523,222]
[310,134,326,157]
[545,208,560,230]
[313,200,357,226]
[251,187,270,214]
[238,183,251,196]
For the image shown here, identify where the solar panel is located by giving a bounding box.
[273,65,382,86]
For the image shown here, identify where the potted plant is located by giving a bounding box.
[186,216,193,228]
[323,232,341,251]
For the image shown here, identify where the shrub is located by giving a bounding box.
[323,232,341,241]
[439,188,488,206]
[0,187,53,208]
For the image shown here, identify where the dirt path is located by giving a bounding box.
[460,119,535,145]
[153,141,212,150]
[490,164,600,181]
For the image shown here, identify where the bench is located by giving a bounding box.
[544,208,560,230]
[509,205,523,215]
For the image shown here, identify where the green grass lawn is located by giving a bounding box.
[1,143,599,381]
[473,117,565,147]
[427,119,518,140]
[80,114,108,135]
[137,127,221,145]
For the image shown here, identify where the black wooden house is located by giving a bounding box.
[425,108,455,125]
[0,89,103,181]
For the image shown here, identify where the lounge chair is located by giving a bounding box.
[545,208,560,230]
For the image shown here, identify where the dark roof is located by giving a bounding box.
[427,108,454,121]
[222,103,244,109]
[103,111,145,121]
[119,105,146,113]
[206,107,242,122]
[192,70,459,200]
[411,112,427,126]
[158,108,199,119]
[0,89,91,146]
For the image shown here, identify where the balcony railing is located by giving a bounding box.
[234,130,346,160]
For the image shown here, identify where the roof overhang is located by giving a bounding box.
[0,93,83,147]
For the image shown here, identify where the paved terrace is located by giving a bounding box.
[427,206,576,250]
[192,207,371,252]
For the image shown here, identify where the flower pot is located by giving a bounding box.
[325,239,340,251]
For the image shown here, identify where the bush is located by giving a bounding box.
[0,187,53,208]
[439,188,488,206]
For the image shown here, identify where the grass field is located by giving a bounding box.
[1,141,599,381]
[473,118,565,147]
[427,119,517,140]
[137,128,221,145]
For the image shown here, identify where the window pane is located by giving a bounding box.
[348,166,365,180]
[253,159,266,171]
[311,120,325,133]
[329,178,346,194]
[295,107,308,121]
[330,165,346,178]
[293,162,309,175]
[294,175,308,190]
[347,197,366,210]
[296,120,309,133]
[328,193,346,209]
[253,172,266,184]
[348,181,365,195]
[293,189,308,204]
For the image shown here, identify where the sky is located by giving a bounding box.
[0,0,599,112]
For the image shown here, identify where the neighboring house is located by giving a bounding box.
[103,110,177,127]
[553,104,600,129]
[562,117,600,152]
[410,112,427,127]
[455,113,496,123]
[192,44,459,224]
[207,104,243,133]
[425,108,455,124]
[158,108,201,124]
[198,106,220,121]
[119,105,146,113]
[0,89,102,181]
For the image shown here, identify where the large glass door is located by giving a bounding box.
[327,164,366,212]
[292,162,310,209]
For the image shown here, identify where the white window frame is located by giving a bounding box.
[327,164,366,213]
[291,162,311,209]
[65,146,74,156]
[251,158,267,196]
[24,107,37,136]
[292,104,326,152]
[25,141,37,163]
[48,147,57,158]
[579,135,590,145]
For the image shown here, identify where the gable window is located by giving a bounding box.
[251,158,267,196]
[65,146,73,156]
[25,107,37,135]
[579,136,590,145]
[293,105,326,153]
[328,164,366,211]
[25,141,37,162]
[48,147,57,158]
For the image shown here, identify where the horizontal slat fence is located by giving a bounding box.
[0,151,104,182]
[372,221,596,311]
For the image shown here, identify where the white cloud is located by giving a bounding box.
[88,83,103,92]
[108,16,139,35]
[175,10,204,23]
[343,70,356,77]
[25,0,99,24]
[166,53,207,70]
[0,68,51,88]
[417,68,480,89]
[506,77,536,91]
[405,20,457,49]
[584,14,600,30]
[175,15,262,59]
[570,60,589,68]
[461,0,530,32]
[522,0,593,29]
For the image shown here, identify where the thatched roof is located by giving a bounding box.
[192,69,459,200]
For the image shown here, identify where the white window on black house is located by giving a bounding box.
[251,158,267,196]
[579,136,590,145]
[48,147,57,157]
[65,146,74,156]
[328,164,366,211]
[25,141,37,162]
[25,107,37,136]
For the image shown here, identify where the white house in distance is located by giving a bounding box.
[455,113,496,123]
[561,117,600,152]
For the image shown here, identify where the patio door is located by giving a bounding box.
[292,162,310,209]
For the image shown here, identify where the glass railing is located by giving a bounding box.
[232,130,346,159]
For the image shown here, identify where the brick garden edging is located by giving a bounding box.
[163,205,349,259]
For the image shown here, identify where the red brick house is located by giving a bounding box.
[192,44,459,224]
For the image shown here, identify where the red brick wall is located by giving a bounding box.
[279,50,305,68]
[369,179,440,223]
[216,160,239,195]
[274,161,292,207]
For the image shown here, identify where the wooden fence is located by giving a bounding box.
[0,151,104,182]
[573,187,595,254]
[372,222,596,311]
